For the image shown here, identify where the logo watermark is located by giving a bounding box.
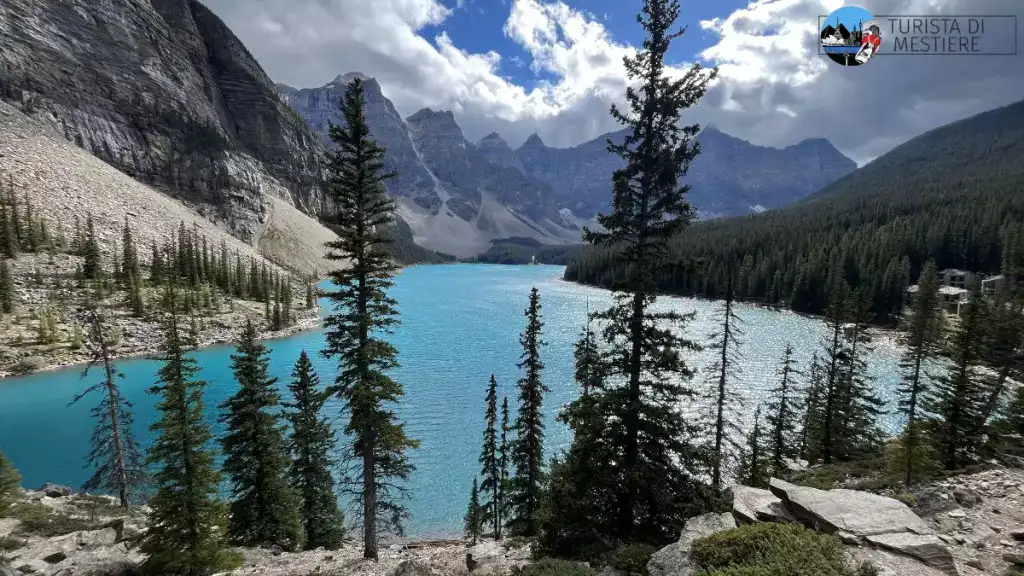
[819,7,1017,66]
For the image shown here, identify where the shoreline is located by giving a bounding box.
[0,310,324,381]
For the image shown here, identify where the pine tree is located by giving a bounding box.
[508,287,547,536]
[799,354,825,463]
[151,242,164,285]
[701,272,743,491]
[0,447,21,508]
[71,308,147,507]
[141,300,234,575]
[82,214,102,280]
[22,194,36,252]
[218,319,301,550]
[898,261,943,485]
[72,215,82,256]
[990,385,1024,459]
[0,257,14,314]
[927,282,988,470]
[819,258,849,464]
[835,290,886,460]
[737,407,769,488]
[321,76,418,560]
[0,200,17,257]
[572,308,602,398]
[464,477,483,545]
[9,191,22,250]
[765,343,801,476]
[285,351,346,550]
[306,282,315,309]
[480,375,501,539]
[498,396,511,533]
[562,0,717,550]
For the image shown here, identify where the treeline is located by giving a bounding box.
[565,96,1024,324]
[0,173,315,332]
[470,238,584,265]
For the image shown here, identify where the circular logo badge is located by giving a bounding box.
[821,6,882,66]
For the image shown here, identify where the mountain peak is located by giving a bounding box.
[481,131,505,142]
[407,108,457,124]
[522,133,545,147]
[329,71,371,86]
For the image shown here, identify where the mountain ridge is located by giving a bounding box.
[280,72,856,248]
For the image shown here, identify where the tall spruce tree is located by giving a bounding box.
[927,282,988,470]
[141,299,234,575]
[480,375,502,539]
[498,397,511,531]
[0,200,17,257]
[799,354,826,462]
[765,344,801,476]
[0,447,21,508]
[0,257,13,314]
[701,271,743,491]
[898,261,943,485]
[564,0,717,549]
[218,319,301,550]
[321,77,418,560]
[508,287,547,536]
[82,214,102,280]
[71,308,147,507]
[835,290,886,460]
[464,477,483,545]
[819,257,850,464]
[737,407,769,488]
[285,351,346,550]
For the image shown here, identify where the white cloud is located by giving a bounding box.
[202,0,1024,162]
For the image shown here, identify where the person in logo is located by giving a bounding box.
[855,24,881,64]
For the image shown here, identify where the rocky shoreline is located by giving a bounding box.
[3,468,1022,575]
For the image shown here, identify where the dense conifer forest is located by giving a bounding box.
[565,97,1024,323]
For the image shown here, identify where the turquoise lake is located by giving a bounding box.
[0,264,905,539]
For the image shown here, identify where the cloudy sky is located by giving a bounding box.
[203,0,1024,164]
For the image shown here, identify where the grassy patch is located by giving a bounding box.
[2,501,97,537]
[0,534,27,551]
[785,456,891,491]
[690,523,874,576]
[605,543,656,575]
[512,558,597,576]
[69,494,132,519]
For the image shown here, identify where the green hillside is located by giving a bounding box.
[565,98,1024,321]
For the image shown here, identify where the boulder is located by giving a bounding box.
[864,532,957,575]
[768,478,931,538]
[731,486,797,525]
[37,483,72,498]
[1010,527,1024,541]
[391,560,444,576]
[847,547,955,576]
[0,563,15,576]
[952,487,979,507]
[1005,552,1024,566]
[77,528,118,548]
[647,512,736,576]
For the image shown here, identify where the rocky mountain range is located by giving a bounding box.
[278,75,580,257]
[279,75,857,254]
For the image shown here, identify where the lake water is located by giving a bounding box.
[0,264,905,539]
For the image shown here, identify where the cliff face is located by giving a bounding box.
[0,0,328,241]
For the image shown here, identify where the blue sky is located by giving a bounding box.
[427,0,750,91]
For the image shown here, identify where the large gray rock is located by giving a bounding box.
[769,478,932,538]
[37,484,72,498]
[731,486,796,525]
[864,532,957,575]
[390,560,444,576]
[647,512,736,576]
